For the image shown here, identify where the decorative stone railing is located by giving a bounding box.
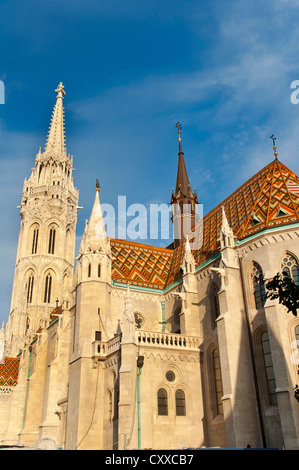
[92,334,122,361]
[136,331,200,351]
[92,330,201,362]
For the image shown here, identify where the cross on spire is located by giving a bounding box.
[270,134,278,160]
[176,122,182,142]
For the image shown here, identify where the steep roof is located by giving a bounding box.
[110,239,173,290]
[165,159,299,287]
[170,140,198,205]
[109,159,299,291]
[79,188,106,253]
[174,143,191,195]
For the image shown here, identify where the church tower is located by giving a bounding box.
[71,181,113,353]
[170,123,198,248]
[5,83,79,356]
[66,182,115,450]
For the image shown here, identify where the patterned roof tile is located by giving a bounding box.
[111,160,299,291]
[165,160,299,287]
[0,357,20,387]
[110,239,173,290]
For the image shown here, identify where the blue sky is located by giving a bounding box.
[1,0,299,324]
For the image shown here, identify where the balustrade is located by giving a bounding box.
[136,331,200,350]
[93,330,200,361]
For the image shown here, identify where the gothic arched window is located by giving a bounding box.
[251,262,266,309]
[44,272,52,303]
[98,263,101,278]
[281,253,299,285]
[31,226,39,254]
[25,316,30,335]
[88,263,91,277]
[261,331,277,405]
[212,348,223,416]
[157,388,168,416]
[26,272,34,304]
[210,282,220,325]
[48,227,56,254]
[175,389,186,416]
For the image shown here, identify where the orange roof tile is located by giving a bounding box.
[110,160,299,291]
[165,159,299,287]
[110,239,173,290]
[0,357,20,387]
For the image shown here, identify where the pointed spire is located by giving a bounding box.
[182,235,196,274]
[221,206,230,231]
[45,82,67,156]
[185,234,191,252]
[270,134,278,161]
[124,284,133,313]
[220,206,235,249]
[79,181,107,253]
[171,123,199,248]
[174,122,191,195]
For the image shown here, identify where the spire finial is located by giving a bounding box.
[176,122,184,155]
[55,82,65,100]
[176,121,182,142]
[270,134,278,160]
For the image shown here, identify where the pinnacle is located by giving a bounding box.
[44,82,67,157]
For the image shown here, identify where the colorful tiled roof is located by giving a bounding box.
[165,159,299,287]
[109,160,299,291]
[110,239,173,290]
[0,357,20,387]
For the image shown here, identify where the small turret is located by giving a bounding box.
[79,180,107,254]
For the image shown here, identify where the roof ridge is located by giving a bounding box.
[164,158,299,288]
[203,160,275,222]
[239,162,275,238]
[110,238,174,253]
[276,161,299,220]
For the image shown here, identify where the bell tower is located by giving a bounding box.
[6,83,79,356]
[170,123,198,248]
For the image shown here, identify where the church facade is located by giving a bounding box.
[0,83,299,450]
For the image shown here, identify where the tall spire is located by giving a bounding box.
[45,82,67,156]
[174,122,191,195]
[170,123,198,248]
[270,134,278,161]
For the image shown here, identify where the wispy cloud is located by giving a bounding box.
[2,0,299,326]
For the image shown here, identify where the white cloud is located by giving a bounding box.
[2,0,299,324]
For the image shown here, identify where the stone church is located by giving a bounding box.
[0,83,299,450]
